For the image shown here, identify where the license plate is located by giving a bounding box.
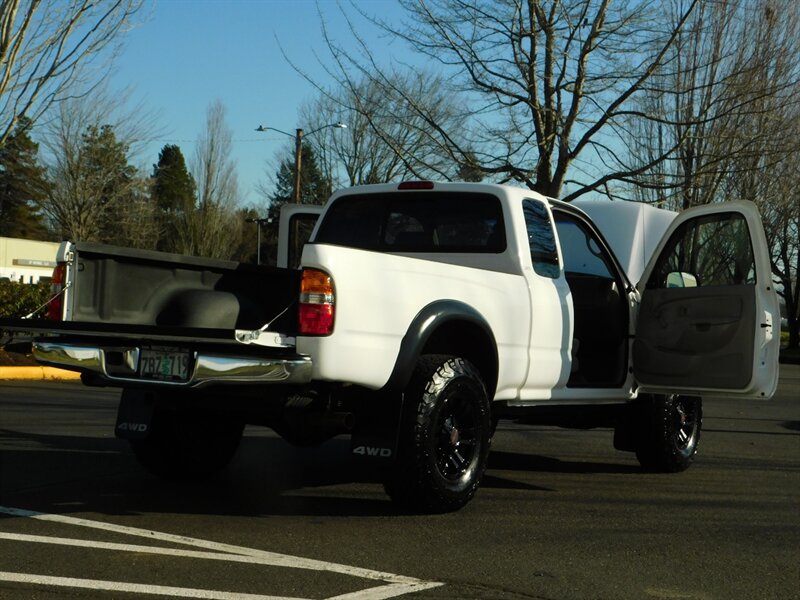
[139,348,191,381]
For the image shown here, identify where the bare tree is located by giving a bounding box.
[41,86,157,245]
[299,0,703,199]
[178,100,241,259]
[0,0,144,147]
[628,0,800,210]
[299,72,467,188]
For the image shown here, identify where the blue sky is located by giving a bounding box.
[110,0,409,207]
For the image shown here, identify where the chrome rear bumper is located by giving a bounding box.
[32,341,313,388]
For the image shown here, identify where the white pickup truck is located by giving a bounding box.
[0,181,780,512]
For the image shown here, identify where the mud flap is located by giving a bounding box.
[350,391,404,461]
[115,389,156,440]
[613,401,645,452]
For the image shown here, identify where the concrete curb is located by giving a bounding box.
[0,366,81,381]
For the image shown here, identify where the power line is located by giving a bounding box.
[146,137,291,144]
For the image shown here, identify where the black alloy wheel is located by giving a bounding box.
[384,354,492,513]
[635,393,702,473]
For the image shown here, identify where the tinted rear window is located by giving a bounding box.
[315,192,506,253]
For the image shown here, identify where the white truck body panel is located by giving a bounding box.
[299,184,575,400]
[298,244,536,399]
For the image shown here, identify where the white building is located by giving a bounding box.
[0,237,60,283]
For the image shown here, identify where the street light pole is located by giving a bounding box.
[256,122,346,205]
[245,217,270,265]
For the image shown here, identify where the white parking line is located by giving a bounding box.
[0,506,443,600]
[0,572,303,600]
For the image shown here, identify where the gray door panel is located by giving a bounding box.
[634,286,755,389]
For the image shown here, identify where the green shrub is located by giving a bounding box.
[0,281,53,318]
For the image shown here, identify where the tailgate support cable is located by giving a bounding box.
[22,281,72,320]
[235,302,297,348]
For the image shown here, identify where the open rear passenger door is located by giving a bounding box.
[633,201,780,399]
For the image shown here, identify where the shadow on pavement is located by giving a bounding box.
[1,425,642,520]
[488,449,641,475]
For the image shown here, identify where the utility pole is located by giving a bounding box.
[293,128,303,204]
[256,122,346,204]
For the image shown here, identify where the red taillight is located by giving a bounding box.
[46,263,66,320]
[398,181,434,190]
[299,303,334,335]
[299,269,334,335]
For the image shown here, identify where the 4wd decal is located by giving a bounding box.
[352,445,392,458]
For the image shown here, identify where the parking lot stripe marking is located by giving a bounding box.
[0,505,424,584]
[0,532,303,564]
[325,582,444,600]
[0,572,306,600]
[0,506,444,599]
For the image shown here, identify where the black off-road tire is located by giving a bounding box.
[130,410,245,480]
[384,355,492,513]
[635,394,702,473]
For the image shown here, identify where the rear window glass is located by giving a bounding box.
[315,192,506,253]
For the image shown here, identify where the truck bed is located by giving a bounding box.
[63,242,301,332]
[0,242,311,388]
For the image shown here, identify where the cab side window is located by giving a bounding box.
[522,199,559,278]
[648,213,755,289]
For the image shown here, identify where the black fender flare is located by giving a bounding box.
[381,300,498,393]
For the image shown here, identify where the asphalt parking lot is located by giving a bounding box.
[1,366,798,599]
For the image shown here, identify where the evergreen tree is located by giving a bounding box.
[80,124,138,244]
[232,206,263,264]
[152,144,196,211]
[268,144,332,221]
[151,144,196,252]
[266,144,331,268]
[0,119,51,239]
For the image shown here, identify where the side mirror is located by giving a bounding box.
[666,271,698,288]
